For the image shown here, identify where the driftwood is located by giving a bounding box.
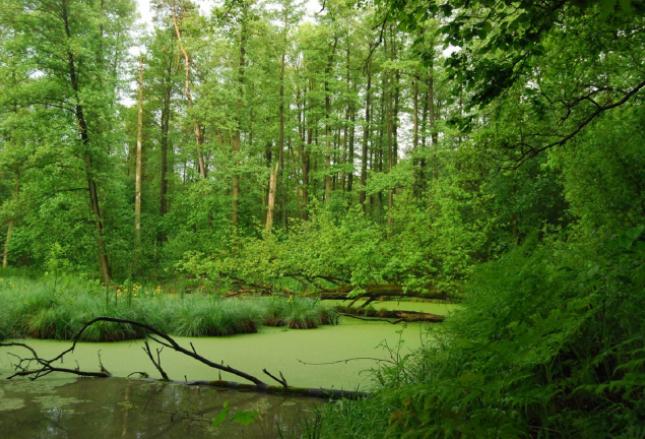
[0,316,367,400]
[336,306,445,323]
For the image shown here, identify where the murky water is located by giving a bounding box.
[0,316,443,389]
[0,309,453,437]
[0,377,321,438]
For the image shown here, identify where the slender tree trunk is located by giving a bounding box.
[2,175,19,269]
[277,22,287,228]
[62,4,111,284]
[344,43,356,194]
[359,54,372,209]
[232,18,247,228]
[265,161,279,234]
[387,28,400,228]
[158,57,172,243]
[171,6,207,178]
[302,82,313,219]
[296,84,309,219]
[428,62,438,146]
[323,36,338,203]
[134,58,144,251]
[2,221,13,269]
[412,74,419,150]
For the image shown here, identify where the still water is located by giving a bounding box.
[0,310,452,438]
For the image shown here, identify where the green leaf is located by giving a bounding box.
[211,401,229,428]
[231,410,259,426]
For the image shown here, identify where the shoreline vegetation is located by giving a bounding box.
[0,275,340,342]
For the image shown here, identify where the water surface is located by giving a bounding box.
[0,377,320,438]
[1,316,440,389]
[0,312,451,437]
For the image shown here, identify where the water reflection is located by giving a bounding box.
[0,377,321,438]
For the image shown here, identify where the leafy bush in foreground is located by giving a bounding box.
[315,231,644,438]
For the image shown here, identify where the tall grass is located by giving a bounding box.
[0,275,336,341]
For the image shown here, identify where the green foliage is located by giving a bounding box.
[0,275,335,341]
[1,0,643,436]
[380,229,645,438]
[177,204,451,297]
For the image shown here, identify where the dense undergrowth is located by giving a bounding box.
[311,230,645,439]
[0,275,336,341]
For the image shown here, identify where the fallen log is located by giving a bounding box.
[336,306,445,323]
[316,284,449,302]
[0,316,367,400]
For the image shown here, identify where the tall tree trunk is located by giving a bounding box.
[359,54,372,209]
[171,6,207,178]
[232,18,247,228]
[296,84,309,219]
[62,4,111,284]
[277,21,287,229]
[412,72,424,198]
[2,221,13,269]
[302,81,313,219]
[158,55,172,243]
[427,62,438,146]
[265,161,279,234]
[412,73,419,150]
[387,28,400,228]
[134,58,144,252]
[2,174,19,269]
[323,36,338,203]
[344,43,356,194]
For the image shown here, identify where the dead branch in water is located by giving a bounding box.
[0,316,367,400]
[0,341,111,380]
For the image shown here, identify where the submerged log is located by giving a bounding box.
[336,306,445,323]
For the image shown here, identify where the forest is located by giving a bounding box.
[0,0,644,437]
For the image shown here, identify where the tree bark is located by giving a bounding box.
[323,36,338,203]
[2,173,19,269]
[2,221,13,269]
[158,52,172,243]
[336,306,445,323]
[359,54,372,209]
[427,62,438,146]
[231,15,248,228]
[171,4,207,178]
[134,58,144,250]
[265,161,279,234]
[62,3,111,284]
[277,19,287,228]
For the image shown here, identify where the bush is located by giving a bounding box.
[384,231,645,438]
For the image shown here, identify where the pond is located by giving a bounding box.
[0,377,321,438]
[0,307,454,437]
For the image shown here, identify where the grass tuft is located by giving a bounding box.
[0,275,334,341]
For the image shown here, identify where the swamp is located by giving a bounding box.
[0,0,643,437]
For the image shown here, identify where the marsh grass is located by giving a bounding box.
[0,275,336,341]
